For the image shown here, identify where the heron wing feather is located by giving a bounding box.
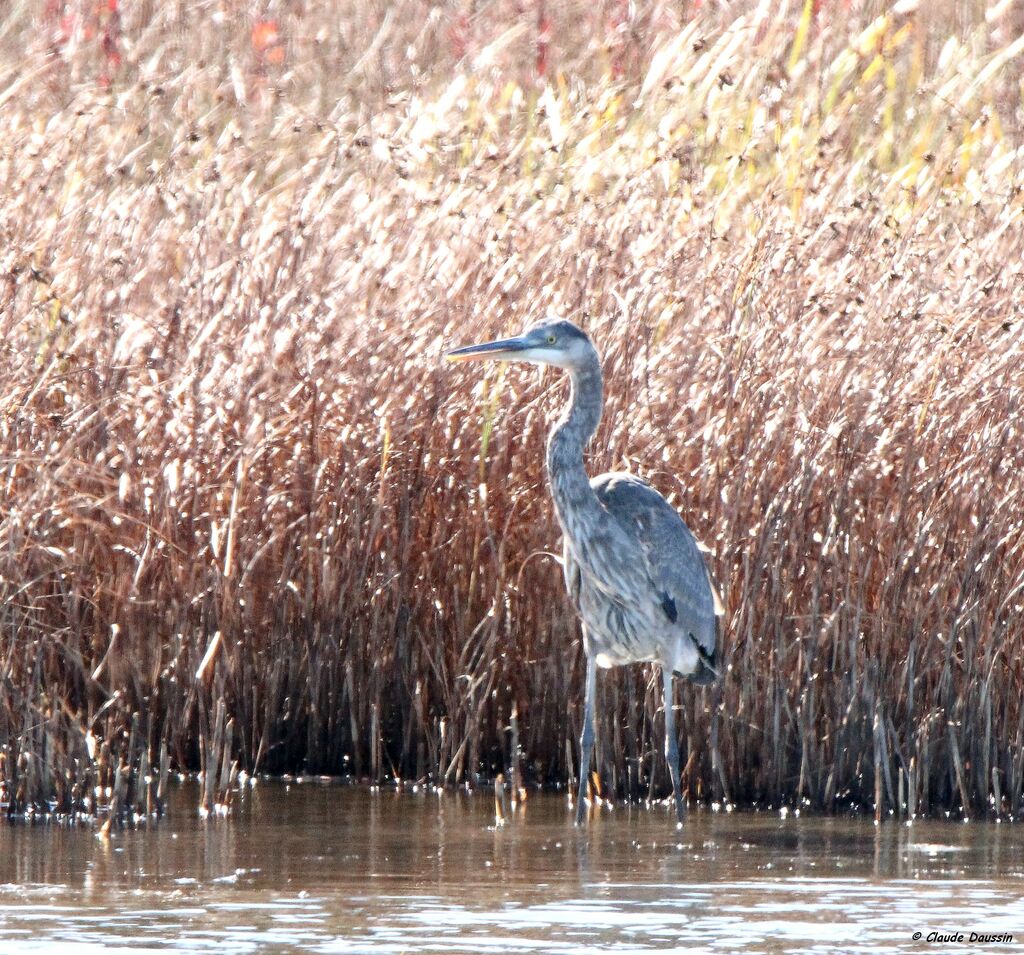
[590,472,721,658]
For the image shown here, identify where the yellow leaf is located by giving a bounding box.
[787,0,815,76]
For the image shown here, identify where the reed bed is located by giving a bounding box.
[1,0,1023,821]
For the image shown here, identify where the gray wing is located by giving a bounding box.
[591,472,723,671]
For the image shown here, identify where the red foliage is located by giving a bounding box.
[536,2,550,79]
[447,12,471,60]
[42,0,121,84]
[252,18,285,65]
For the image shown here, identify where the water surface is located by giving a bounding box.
[1,783,1022,953]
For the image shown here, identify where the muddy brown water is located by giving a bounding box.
[1,782,1022,953]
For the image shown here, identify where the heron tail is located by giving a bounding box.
[684,651,719,685]
[679,622,721,685]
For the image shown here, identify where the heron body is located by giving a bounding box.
[561,474,718,678]
[447,319,722,825]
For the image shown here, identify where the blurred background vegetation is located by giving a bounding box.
[1,0,1022,820]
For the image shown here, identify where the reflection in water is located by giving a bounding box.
[1,783,1023,953]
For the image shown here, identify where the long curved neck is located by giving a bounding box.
[546,353,604,536]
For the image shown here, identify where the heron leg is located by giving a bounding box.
[663,667,684,825]
[575,654,597,825]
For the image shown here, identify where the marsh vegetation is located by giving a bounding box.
[1,0,1022,820]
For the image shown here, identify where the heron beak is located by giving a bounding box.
[445,336,532,363]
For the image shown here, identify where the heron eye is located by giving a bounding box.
[546,334,557,344]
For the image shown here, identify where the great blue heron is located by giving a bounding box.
[447,318,723,825]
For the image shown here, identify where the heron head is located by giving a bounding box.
[446,319,595,370]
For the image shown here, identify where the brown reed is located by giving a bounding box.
[1,0,1023,820]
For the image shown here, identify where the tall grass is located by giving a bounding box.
[1,0,1023,820]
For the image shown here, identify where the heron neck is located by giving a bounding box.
[546,356,603,526]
